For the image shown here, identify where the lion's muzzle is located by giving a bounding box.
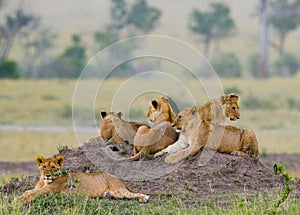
[43,175,54,183]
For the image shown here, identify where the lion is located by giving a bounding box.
[129,97,178,161]
[155,106,259,164]
[199,93,240,125]
[17,156,149,204]
[86,111,148,144]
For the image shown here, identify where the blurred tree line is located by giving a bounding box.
[0,0,299,79]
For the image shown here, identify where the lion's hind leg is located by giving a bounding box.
[240,129,260,158]
[109,188,149,203]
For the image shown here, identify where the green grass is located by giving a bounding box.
[1,191,299,215]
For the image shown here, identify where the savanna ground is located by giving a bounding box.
[0,78,300,214]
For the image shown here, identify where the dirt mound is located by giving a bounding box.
[55,141,284,204]
[1,140,298,205]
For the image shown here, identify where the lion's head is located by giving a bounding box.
[172,106,199,133]
[99,111,123,141]
[147,97,176,127]
[36,156,64,184]
[222,94,240,121]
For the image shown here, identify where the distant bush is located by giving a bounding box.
[211,53,242,77]
[42,57,82,79]
[287,97,300,110]
[0,60,20,79]
[273,53,299,77]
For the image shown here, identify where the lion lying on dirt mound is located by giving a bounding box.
[86,111,148,144]
[155,105,259,164]
[129,97,178,161]
[17,156,149,204]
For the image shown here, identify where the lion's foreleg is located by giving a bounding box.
[17,186,51,204]
[109,188,149,203]
[154,136,187,157]
[164,134,203,164]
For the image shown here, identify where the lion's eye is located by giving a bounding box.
[43,166,46,169]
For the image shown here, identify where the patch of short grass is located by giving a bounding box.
[1,191,299,215]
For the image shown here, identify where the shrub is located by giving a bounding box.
[273,53,299,77]
[287,97,300,110]
[0,60,20,79]
[211,52,242,78]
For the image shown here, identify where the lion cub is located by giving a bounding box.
[86,111,148,144]
[129,97,178,161]
[17,156,149,203]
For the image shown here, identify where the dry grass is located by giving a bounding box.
[0,78,300,162]
[0,130,80,162]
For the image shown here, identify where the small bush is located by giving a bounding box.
[0,60,20,79]
[273,53,299,77]
[42,95,57,101]
[211,53,242,78]
[287,97,300,110]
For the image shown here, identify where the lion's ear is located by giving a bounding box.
[151,100,158,109]
[230,93,239,99]
[36,156,45,166]
[55,156,64,167]
[191,106,198,115]
[161,97,168,102]
[100,111,107,119]
[220,95,227,105]
[117,112,124,119]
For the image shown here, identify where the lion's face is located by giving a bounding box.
[147,97,175,127]
[99,111,123,141]
[36,156,64,184]
[224,94,240,121]
[172,106,198,132]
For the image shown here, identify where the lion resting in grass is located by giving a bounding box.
[129,97,178,161]
[155,105,259,164]
[86,111,148,144]
[17,156,149,204]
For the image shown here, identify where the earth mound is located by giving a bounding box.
[2,140,299,205]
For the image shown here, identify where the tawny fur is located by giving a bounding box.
[86,111,148,144]
[17,156,149,204]
[155,105,259,164]
[129,97,178,161]
[199,94,240,125]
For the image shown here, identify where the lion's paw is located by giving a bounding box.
[154,150,165,158]
[164,154,178,164]
[230,151,246,156]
